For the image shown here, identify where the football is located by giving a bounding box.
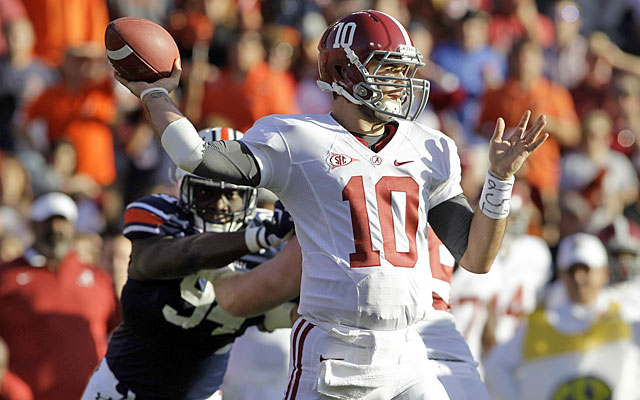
[105,17,180,82]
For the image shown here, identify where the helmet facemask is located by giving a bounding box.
[351,46,430,121]
[180,175,258,233]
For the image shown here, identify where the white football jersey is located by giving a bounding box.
[449,262,502,365]
[242,113,463,330]
[490,234,552,344]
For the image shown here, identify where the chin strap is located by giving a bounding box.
[318,79,399,122]
[316,80,363,105]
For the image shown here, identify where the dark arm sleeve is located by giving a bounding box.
[193,140,261,186]
[428,194,474,262]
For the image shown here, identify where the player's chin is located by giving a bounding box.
[357,104,386,124]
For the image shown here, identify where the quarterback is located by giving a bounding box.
[116,10,548,399]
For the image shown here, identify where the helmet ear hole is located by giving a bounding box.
[335,65,345,79]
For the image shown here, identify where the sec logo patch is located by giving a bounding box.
[328,153,358,169]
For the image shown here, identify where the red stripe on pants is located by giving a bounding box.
[285,319,314,400]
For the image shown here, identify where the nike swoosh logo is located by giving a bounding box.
[320,355,344,362]
[394,160,413,166]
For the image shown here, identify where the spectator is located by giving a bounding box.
[408,21,457,135]
[112,109,168,205]
[106,0,174,25]
[263,24,300,111]
[574,0,635,50]
[0,153,32,214]
[557,191,593,238]
[0,8,56,151]
[292,11,331,114]
[99,234,130,298]
[478,37,581,243]
[484,233,640,400]
[0,192,120,400]
[589,32,640,80]
[561,110,638,231]
[432,10,506,140]
[570,31,640,120]
[23,43,117,186]
[488,0,555,54]
[610,74,640,160]
[0,154,32,257]
[200,30,297,131]
[24,140,100,198]
[598,216,640,285]
[544,0,589,89]
[598,217,640,324]
[19,0,109,66]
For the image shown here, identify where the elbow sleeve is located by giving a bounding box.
[160,118,205,172]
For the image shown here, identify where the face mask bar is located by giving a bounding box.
[352,48,430,121]
[180,175,257,233]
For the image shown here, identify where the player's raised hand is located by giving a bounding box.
[488,110,548,180]
[114,58,182,100]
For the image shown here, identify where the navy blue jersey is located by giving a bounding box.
[105,194,271,400]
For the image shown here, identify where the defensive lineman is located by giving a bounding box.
[115,10,548,399]
[81,128,294,400]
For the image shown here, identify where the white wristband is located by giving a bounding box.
[479,171,515,219]
[245,226,265,253]
[160,118,204,172]
[140,87,169,102]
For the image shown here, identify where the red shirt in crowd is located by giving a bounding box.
[0,251,120,400]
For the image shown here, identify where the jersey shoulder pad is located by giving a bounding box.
[123,194,191,240]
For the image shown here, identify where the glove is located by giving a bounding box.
[244,201,294,252]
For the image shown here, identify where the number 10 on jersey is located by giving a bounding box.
[342,176,420,268]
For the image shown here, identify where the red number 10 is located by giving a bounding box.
[342,176,419,268]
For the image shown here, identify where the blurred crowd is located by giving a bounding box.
[0,0,640,398]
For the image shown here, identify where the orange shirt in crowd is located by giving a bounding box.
[200,61,298,132]
[478,77,579,192]
[19,0,109,66]
[26,79,117,186]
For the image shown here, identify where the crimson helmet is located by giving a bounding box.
[317,10,429,121]
[174,127,258,233]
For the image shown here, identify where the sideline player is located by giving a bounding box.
[81,128,295,400]
[115,10,548,398]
